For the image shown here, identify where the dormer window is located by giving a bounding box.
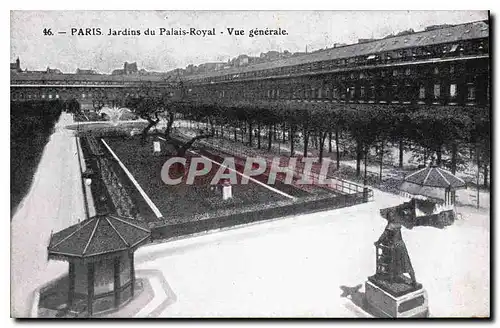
[349,87,355,99]
[419,85,426,99]
[450,84,457,98]
[467,83,476,100]
[332,87,339,99]
[433,84,441,99]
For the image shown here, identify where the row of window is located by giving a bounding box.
[341,65,455,80]
[212,82,479,104]
[13,93,60,99]
[10,80,128,86]
[197,40,488,84]
[12,90,170,100]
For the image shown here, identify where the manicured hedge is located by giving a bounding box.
[11,101,63,214]
[151,191,367,240]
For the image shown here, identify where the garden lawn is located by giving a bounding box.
[104,136,297,222]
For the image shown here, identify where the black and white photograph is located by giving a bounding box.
[9,10,490,318]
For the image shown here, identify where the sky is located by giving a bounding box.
[10,10,488,74]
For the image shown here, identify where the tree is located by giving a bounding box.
[409,106,471,172]
[125,95,166,141]
[125,83,175,141]
[125,81,217,156]
[66,98,81,114]
[166,102,216,157]
[310,109,331,163]
[388,107,413,168]
[469,107,491,188]
[92,93,107,111]
[344,105,393,181]
[325,107,348,170]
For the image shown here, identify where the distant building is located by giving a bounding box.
[170,68,185,76]
[396,28,415,36]
[425,24,453,31]
[124,62,138,74]
[10,58,21,72]
[76,68,98,75]
[185,64,197,75]
[260,51,280,61]
[358,38,378,44]
[234,55,250,67]
[11,59,63,74]
[112,62,139,75]
[197,62,225,73]
[46,67,62,74]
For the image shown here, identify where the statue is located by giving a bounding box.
[373,207,417,287]
[363,204,429,318]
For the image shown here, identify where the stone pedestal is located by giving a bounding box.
[153,141,161,155]
[222,181,232,200]
[365,276,429,318]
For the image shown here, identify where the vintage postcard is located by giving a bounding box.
[10,10,490,318]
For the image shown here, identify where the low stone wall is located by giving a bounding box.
[151,191,368,240]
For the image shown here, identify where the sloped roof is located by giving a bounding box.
[11,72,168,82]
[48,214,151,259]
[403,166,466,189]
[10,20,489,84]
[184,20,489,81]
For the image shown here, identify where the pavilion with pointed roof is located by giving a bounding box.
[47,214,151,316]
[399,165,466,205]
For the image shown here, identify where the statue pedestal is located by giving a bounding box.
[365,275,429,318]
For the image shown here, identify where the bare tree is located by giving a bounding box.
[126,95,165,141]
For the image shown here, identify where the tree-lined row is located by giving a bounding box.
[124,87,490,187]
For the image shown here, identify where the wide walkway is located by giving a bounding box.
[134,188,489,317]
[11,113,86,317]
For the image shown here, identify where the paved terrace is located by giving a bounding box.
[11,113,86,317]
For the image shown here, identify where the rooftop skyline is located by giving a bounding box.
[11,10,488,74]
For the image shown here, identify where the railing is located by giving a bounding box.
[151,188,371,240]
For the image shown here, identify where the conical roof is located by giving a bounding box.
[403,166,466,189]
[48,214,151,260]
